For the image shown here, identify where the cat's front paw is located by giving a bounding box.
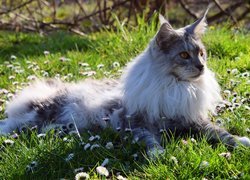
[0,120,9,135]
[235,136,250,147]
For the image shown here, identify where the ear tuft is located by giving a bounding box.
[159,14,167,25]
[158,14,173,29]
[185,8,210,37]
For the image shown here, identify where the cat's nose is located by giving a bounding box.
[196,64,204,71]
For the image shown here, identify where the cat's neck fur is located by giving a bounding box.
[121,38,222,123]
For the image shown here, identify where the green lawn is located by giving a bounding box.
[0,20,249,179]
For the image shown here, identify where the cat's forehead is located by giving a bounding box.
[176,29,204,51]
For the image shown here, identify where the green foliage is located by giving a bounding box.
[0,20,249,179]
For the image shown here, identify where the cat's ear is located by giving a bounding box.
[185,8,209,38]
[159,14,168,25]
[156,15,178,50]
[158,14,173,30]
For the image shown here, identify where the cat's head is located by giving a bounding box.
[153,10,209,81]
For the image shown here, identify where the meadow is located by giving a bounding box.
[0,18,249,179]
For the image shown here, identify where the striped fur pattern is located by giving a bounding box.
[0,13,249,157]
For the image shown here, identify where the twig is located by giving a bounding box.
[236,7,250,22]
[75,0,87,16]
[69,28,87,37]
[77,0,130,22]
[179,0,199,19]
[212,0,238,24]
[0,0,34,15]
[208,1,245,23]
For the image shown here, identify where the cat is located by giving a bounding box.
[0,10,249,157]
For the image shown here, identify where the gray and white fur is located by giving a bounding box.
[0,11,249,157]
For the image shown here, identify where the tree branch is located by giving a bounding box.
[179,0,199,19]
[0,0,34,15]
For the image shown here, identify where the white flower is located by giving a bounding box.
[125,115,131,119]
[30,161,38,168]
[7,93,14,99]
[79,62,89,67]
[3,139,14,146]
[234,56,240,61]
[90,144,100,150]
[88,136,95,141]
[219,152,231,159]
[11,133,19,139]
[27,75,37,81]
[125,128,132,132]
[8,76,15,80]
[67,73,73,78]
[244,105,250,110]
[15,69,24,74]
[112,62,120,68]
[231,68,238,74]
[12,81,19,85]
[89,135,100,142]
[55,74,61,79]
[44,60,49,64]
[75,172,89,180]
[199,161,209,169]
[132,153,138,160]
[26,165,31,172]
[42,71,49,77]
[69,130,78,136]
[117,175,127,180]
[105,142,114,149]
[101,158,109,166]
[241,72,249,77]
[26,161,38,172]
[116,127,121,131]
[80,71,96,77]
[87,71,96,77]
[10,55,17,59]
[223,90,231,96]
[74,167,84,173]
[170,156,178,165]
[84,143,91,150]
[117,69,123,74]
[43,51,50,55]
[37,133,46,138]
[159,129,166,133]
[59,57,70,62]
[96,166,109,177]
[6,64,14,69]
[65,153,74,162]
[63,137,72,142]
[190,138,197,144]
[95,135,100,140]
[97,64,104,69]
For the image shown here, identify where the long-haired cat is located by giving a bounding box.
[0,11,249,157]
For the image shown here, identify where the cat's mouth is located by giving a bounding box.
[171,70,204,81]
[190,70,204,79]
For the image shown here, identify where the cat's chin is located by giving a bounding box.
[172,70,205,82]
[186,72,204,82]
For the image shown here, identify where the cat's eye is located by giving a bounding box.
[199,50,204,56]
[179,52,190,59]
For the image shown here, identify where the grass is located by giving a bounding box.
[0,18,249,179]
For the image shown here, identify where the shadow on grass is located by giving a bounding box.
[0,128,147,179]
[0,31,98,63]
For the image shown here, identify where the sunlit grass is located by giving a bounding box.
[0,19,249,179]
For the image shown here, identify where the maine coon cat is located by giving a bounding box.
[0,11,249,157]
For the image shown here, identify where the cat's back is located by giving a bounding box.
[6,78,121,118]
